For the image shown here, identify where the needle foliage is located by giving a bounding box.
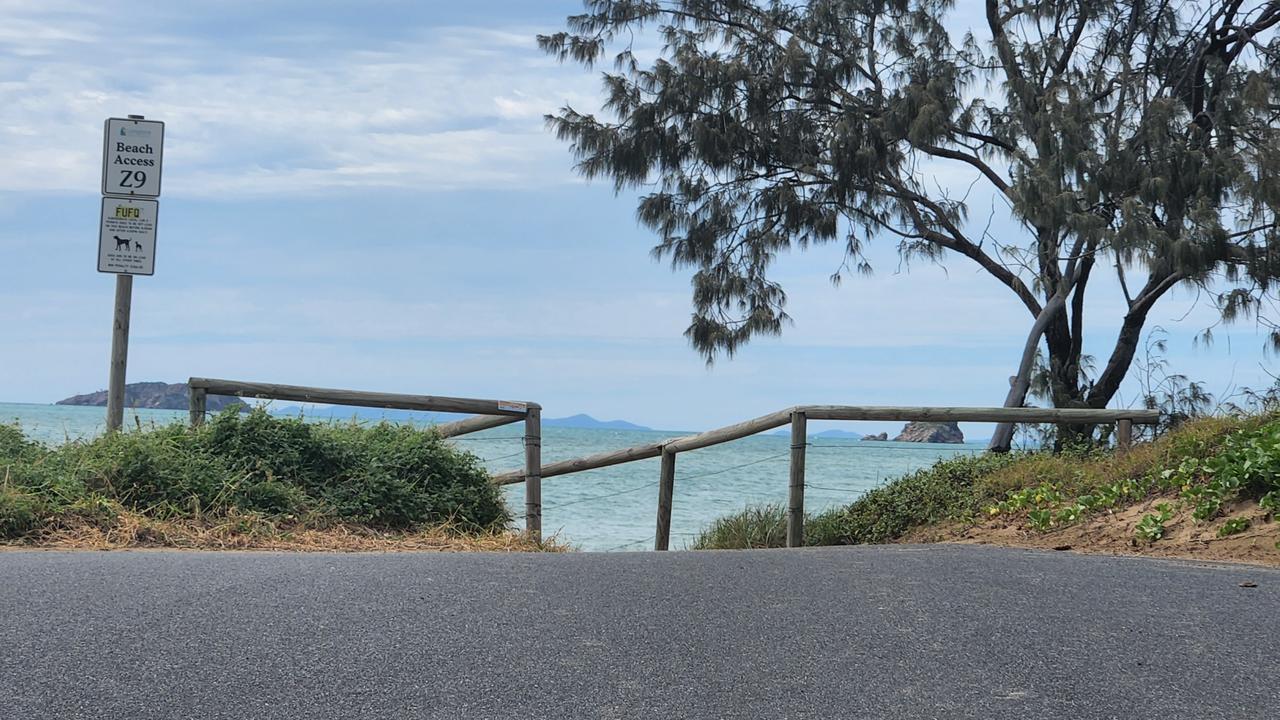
[543,1,1280,445]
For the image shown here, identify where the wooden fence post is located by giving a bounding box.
[524,407,542,542]
[1116,418,1133,452]
[189,387,207,427]
[105,275,133,433]
[787,411,807,548]
[655,448,676,551]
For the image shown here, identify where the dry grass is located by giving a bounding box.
[0,510,566,553]
[975,415,1253,501]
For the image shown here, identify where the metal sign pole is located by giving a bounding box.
[105,274,133,432]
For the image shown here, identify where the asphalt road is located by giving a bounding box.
[1,545,1276,719]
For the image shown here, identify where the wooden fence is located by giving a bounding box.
[489,405,1161,551]
[186,378,546,539]
[187,380,1160,552]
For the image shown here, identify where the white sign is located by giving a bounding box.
[98,197,158,276]
[102,118,164,198]
[497,401,528,413]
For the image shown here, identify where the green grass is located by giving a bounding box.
[692,413,1280,550]
[691,503,790,549]
[0,408,511,543]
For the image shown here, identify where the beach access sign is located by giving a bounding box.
[98,197,158,276]
[102,117,164,197]
[99,116,163,275]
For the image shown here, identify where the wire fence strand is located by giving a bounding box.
[541,450,793,511]
[676,451,791,482]
[804,481,869,494]
[602,536,655,552]
[544,481,661,510]
[807,442,983,454]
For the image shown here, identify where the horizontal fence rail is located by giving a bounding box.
[489,405,1159,484]
[490,404,1161,552]
[433,413,525,439]
[799,406,1161,423]
[188,377,539,417]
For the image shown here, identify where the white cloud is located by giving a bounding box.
[0,9,598,196]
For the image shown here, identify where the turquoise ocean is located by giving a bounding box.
[2,402,983,551]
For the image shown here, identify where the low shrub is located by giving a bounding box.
[0,409,510,541]
[0,487,45,537]
[807,452,1021,546]
[0,424,37,461]
[690,453,1020,550]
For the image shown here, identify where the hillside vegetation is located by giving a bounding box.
[694,415,1280,565]
[56,381,246,412]
[0,409,552,552]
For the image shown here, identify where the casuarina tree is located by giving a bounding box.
[540,0,1280,449]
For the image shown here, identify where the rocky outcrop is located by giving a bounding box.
[893,421,964,444]
[861,432,889,441]
[57,382,248,412]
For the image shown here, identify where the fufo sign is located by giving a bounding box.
[102,117,164,198]
[98,197,158,276]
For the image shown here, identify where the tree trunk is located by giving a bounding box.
[989,293,1068,452]
[1087,310,1150,409]
[1087,271,1181,409]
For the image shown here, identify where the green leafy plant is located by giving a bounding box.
[1171,419,1280,521]
[1055,503,1086,525]
[1027,509,1054,532]
[1261,491,1280,515]
[1135,503,1177,542]
[1217,517,1251,537]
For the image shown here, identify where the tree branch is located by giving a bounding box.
[1051,7,1091,77]
[918,144,1012,195]
[1089,270,1185,405]
[885,179,1043,317]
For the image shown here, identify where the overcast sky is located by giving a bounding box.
[1,0,1274,433]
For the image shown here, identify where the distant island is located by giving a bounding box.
[57,382,248,412]
[55,383,653,431]
[771,428,864,439]
[810,429,864,439]
[894,421,964,443]
[269,404,652,431]
[542,414,650,431]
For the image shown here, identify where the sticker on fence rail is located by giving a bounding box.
[497,401,528,413]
